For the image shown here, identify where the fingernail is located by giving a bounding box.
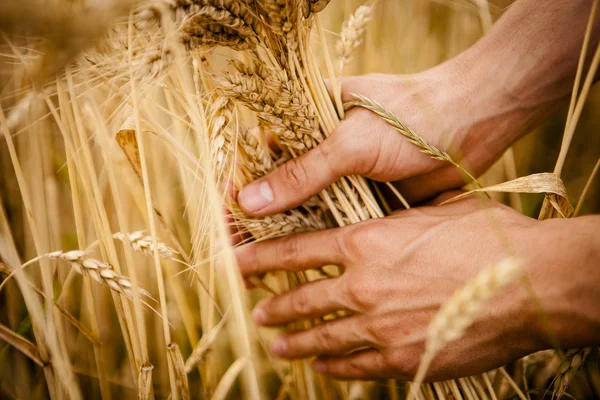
[271,337,287,356]
[252,307,267,325]
[239,181,273,212]
[313,360,326,373]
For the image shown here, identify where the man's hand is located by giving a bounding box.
[236,197,600,381]
[237,0,600,215]
[236,68,513,214]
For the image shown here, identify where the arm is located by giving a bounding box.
[445,0,600,178]
[526,215,600,350]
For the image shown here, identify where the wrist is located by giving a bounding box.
[518,216,600,350]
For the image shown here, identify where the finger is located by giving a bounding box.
[252,277,348,326]
[237,135,345,216]
[235,228,346,277]
[313,349,392,381]
[271,316,372,359]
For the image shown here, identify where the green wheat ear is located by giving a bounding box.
[348,93,489,198]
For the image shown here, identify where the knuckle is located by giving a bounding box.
[316,324,336,352]
[291,288,311,316]
[347,357,366,377]
[243,244,260,275]
[281,158,309,190]
[364,319,388,343]
[343,221,384,256]
[316,139,342,177]
[331,131,374,175]
[343,278,375,310]
[277,236,300,268]
[388,350,420,378]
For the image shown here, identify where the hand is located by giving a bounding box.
[236,64,521,215]
[235,196,600,381]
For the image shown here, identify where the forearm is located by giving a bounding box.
[440,0,600,171]
[524,215,600,350]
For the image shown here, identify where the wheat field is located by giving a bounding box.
[0,0,599,399]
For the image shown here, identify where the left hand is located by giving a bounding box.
[235,195,547,381]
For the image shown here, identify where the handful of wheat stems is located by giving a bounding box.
[0,0,595,399]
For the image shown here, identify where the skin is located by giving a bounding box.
[234,0,600,382]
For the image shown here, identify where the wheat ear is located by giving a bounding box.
[348,93,489,197]
[552,348,591,399]
[336,4,373,77]
[113,231,179,259]
[407,258,523,400]
[46,250,151,299]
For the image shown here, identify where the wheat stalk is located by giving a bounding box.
[408,258,523,400]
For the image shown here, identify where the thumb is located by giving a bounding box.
[237,136,344,217]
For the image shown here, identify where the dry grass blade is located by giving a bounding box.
[439,173,573,217]
[210,357,248,400]
[0,323,44,367]
[185,311,229,374]
[116,126,144,184]
[552,348,591,400]
[408,258,523,400]
[348,93,488,196]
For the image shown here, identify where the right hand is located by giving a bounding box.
[237,64,516,216]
